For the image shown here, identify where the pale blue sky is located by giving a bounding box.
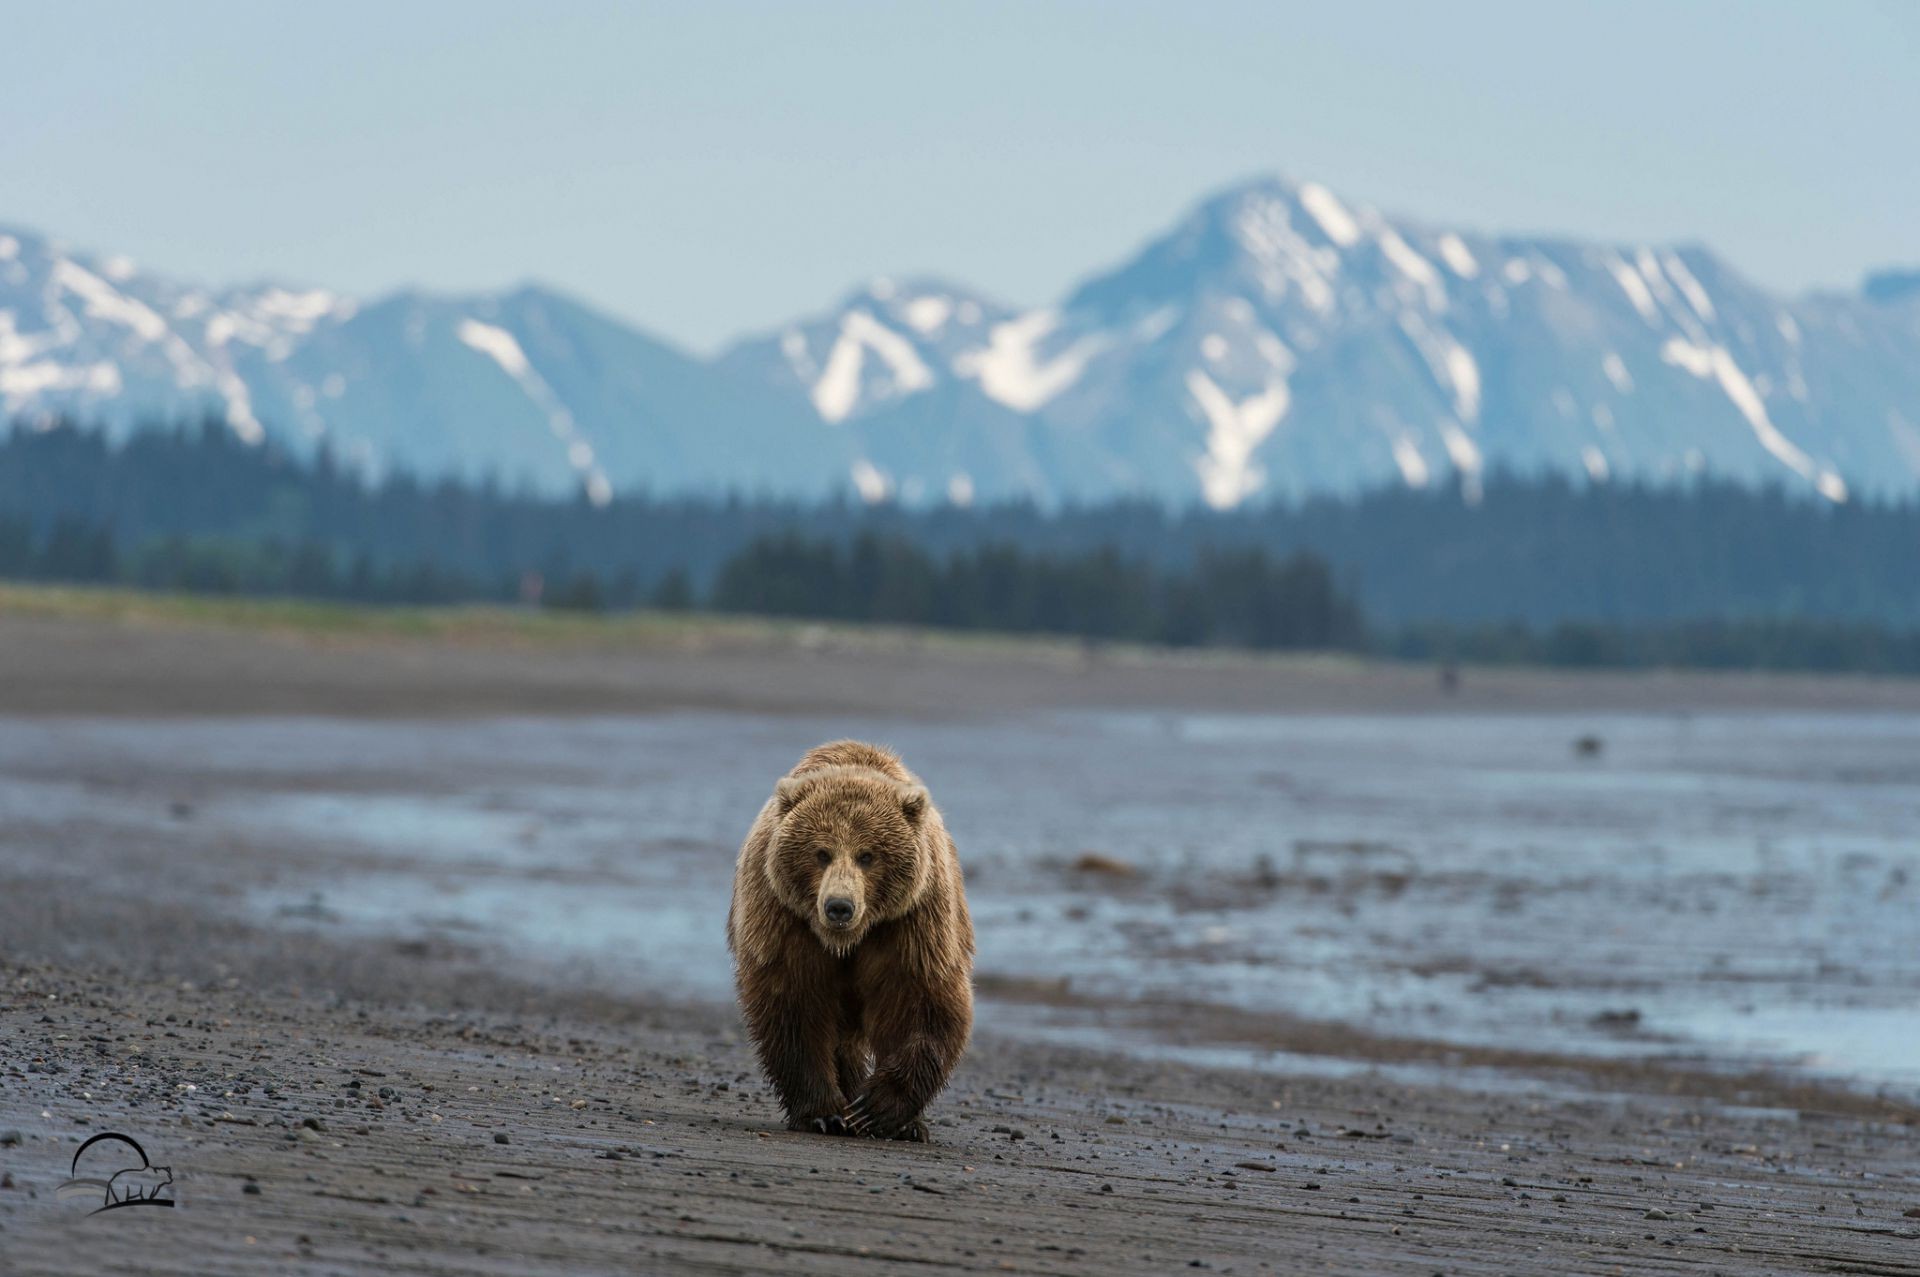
[7,1,1916,350]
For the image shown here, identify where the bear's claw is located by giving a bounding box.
[807,1114,851,1136]
[842,1095,928,1141]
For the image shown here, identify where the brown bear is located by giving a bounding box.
[727,740,973,1141]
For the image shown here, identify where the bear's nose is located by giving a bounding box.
[823,897,855,926]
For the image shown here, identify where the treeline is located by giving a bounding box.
[5,419,1919,628]
[0,513,1362,651]
[1392,619,1920,675]
[7,511,1919,672]
[710,534,1365,648]
[4,419,1920,671]
[0,514,495,604]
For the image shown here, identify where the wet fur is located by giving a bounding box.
[727,741,974,1140]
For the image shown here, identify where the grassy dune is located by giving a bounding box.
[0,580,1373,670]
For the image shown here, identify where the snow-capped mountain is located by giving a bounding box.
[5,177,1920,507]
[725,178,1920,507]
[0,226,849,501]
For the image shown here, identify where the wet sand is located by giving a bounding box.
[4,950,1918,1276]
[3,602,1920,1273]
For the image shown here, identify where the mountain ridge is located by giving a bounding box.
[4,177,1917,507]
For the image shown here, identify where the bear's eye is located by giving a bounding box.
[856,851,874,868]
[815,849,831,867]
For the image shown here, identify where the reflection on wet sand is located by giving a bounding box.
[4,709,1915,1099]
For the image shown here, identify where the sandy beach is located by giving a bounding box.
[2,596,1917,1274]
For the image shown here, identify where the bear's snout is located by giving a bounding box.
[822,896,856,927]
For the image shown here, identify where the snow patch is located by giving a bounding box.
[1661,337,1847,500]
[1400,314,1480,422]
[810,310,934,423]
[778,329,815,381]
[1661,253,1716,322]
[954,310,1104,413]
[1378,230,1446,308]
[459,317,610,490]
[0,359,122,403]
[458,318,532,377]
[1439,423,1484,503]
[0,235,17,261]
[251,288,344,331]
[1438,429,1479,471]
[946,472,974,507]
[1446,344,1481,423]
[53,260,169,342]
[1776,313,1801,346]
[1607,256,1659,322]
[1602,352,1634,393]
[1255,330,1292,369]
[901,296,953,334]
[1201,333,1229,362]
[1231,197,1339,311]
[1581,446,1610,482]
[1132,306,1180,344]
[215,369,264,444]
[1391,434,1430,488]
[849,459,892,504]
[1436,233,1479,279]
[1296,182,1361,247]
[1659,337,1715,379]
[1187,369,1290,509]
[0,310,65,366]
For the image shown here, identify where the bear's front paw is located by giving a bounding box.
[843,1092,928,1142]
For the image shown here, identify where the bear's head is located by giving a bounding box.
[764,766,932,953]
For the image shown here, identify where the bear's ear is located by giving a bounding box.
[774,776,810,815]
[898,784,930,824]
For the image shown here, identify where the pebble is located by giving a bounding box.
[0,1131,20,1147]
[1644,1208,1672,1221]
[494,1132,511,1145]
